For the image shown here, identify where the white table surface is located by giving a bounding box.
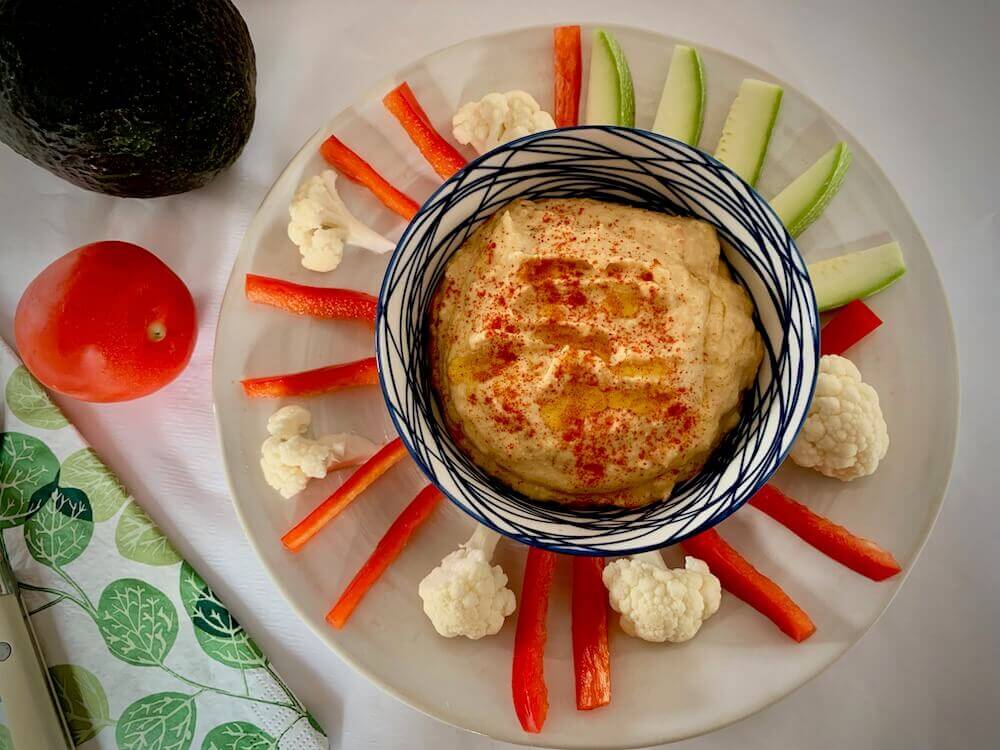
[1,0,997,747]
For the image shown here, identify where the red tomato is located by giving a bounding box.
[14,241,197,402]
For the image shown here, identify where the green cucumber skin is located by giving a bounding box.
[746,87,782,187]
[689,50,706,146]
[774,143,853,237]
[809,242,906,311]
[815,267,905,312]
[597,30,635,127]
[653,46,706,146]
[714,80,783,187]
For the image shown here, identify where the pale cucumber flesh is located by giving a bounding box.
[715,79,783,187]
[585,29,635,127]
[652,45,705,146]
[771,142,852,237]
[809,241,906,311]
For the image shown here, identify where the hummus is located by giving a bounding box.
[429,198,763,507]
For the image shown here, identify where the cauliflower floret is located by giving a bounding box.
[261,436,312,499]
[790,354,889,481]
[603,553,721,643]
[452,91,556,154]
[260,405,377,498]
[418,525,516,639]
[277,435,334,479]
[266,404,312,439]
[287,170,394,272]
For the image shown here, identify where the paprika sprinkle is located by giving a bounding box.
[428,197,763,508]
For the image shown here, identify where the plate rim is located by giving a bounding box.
[211,22,960,748]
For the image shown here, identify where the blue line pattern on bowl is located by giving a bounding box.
[376,126,818,555]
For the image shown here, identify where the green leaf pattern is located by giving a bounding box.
[25,484,94,567]
[117,692,197,750]
[49,663,113,745]
[192,628,267,671]
[98,579,178,667]
[60,448,129,522]
[116,501,182,566]
[202,721,276,750]
[4,365,68,429]
[1,358,323,748]
[0,432,59,529]
[180,563,266,670]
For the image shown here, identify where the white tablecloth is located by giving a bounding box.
[1,1,996,747]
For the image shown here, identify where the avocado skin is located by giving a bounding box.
[0,0,256,197]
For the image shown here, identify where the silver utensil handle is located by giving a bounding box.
[0,589,74,749]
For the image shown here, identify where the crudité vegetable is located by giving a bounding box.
[584,29,635,127]
[819,299,882,357]
[397,80,436,129]
[553,26,582,127]
[652,44,706,146]
[682,528,816,642]
[809,241,906,312]
[512,547,557,733]
[15,241,196,402]
[288,170,395,272]
[789,354,889,481]
[320,134,420,220]
[327,485,443,628]
[571,556,611,711]
[749,485,901,581]
[261,405,376,499]
[452,91,555,154]
[770,142,852,237]
[241,357,378,399]
[419,524,516,639]
[603,552,721,643]
[383,82,467,179]
[714,79,783,187]
[245,274,377,323]
[282,438,409,552]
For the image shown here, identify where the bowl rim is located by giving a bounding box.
[375,124,820,554]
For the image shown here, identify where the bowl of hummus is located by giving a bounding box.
[377,126,818,555]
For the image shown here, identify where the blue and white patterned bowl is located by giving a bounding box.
[376,126,818,555]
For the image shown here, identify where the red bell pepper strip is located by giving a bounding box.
[749,485,902,581]
[682,528,816,642]
[319,135,420,220]
[326,484,443,628]
[397,83,435,130]
[571,556,611,711]
[553,26,582,128]
[820,299,882,357]
[512,547,557,733]
[245,274,377,324]
[383,82,467,180]
[282,438,409,552]
[241,357,378,399]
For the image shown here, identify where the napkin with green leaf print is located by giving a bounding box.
[0,341,326,750]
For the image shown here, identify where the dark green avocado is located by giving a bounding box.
[0,0,256,197]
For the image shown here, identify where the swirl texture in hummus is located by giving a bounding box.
[429,198,763,508]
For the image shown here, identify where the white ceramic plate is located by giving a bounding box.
[213,25,958,748]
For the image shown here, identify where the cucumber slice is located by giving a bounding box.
[809,241,906,312]
[771,142,852,237]
[714,79,783,187]
[652,45,706,146]
[585,29,635,127]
